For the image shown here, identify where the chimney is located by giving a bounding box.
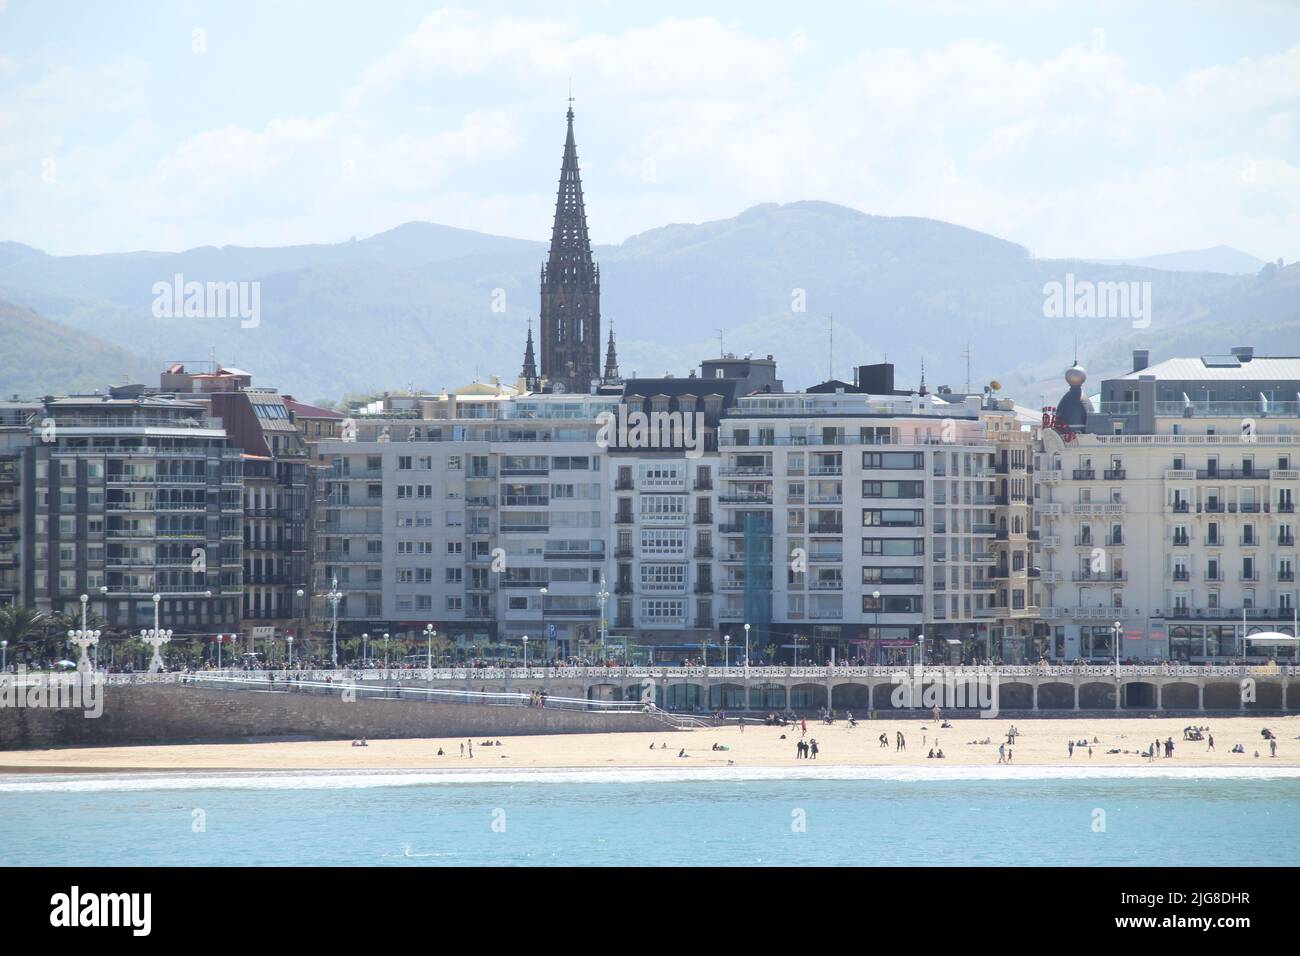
[1132,350,1149,373]
[1231,346,1255,363]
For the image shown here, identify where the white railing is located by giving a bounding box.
[95,663,1300,685]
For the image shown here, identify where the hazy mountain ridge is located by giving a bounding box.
[0,202,1291,402]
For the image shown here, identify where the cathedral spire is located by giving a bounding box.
[539,99,600,393]
[603,323,620,384]
[521,317,538,391]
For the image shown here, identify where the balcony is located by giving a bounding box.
[615,477,634,491]
[693,545,713,558]
[1196,467,1267,480]
[1172,536,1190,547]
[1072,469,1096,481]
[693,512,714,524]
[1278,502,1296,514]
[1103,469,1127,480]
[1281,534,1296,547]
[1278,571,1296,582]
[615,513,634,525]
[693,582,714,594]
[615,545,633,559]
[1172,570,1190,582]
[808,523,843,535]
[694,478,713,491]
[1170,501,1191,513]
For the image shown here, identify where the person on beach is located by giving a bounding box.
[468,739,474,759]
[801,719,807,738]
[998,743,1006,764]
[1207,734,1215,751]
[1007,748,1013,763]
[1270,738,1277,757]
[460,743,464,757]
[1068,740,1074,758]
[879,733,889,748]
[810,739,819,759]
[896,731,906,751]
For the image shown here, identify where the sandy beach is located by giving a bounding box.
[2,715,1298,773]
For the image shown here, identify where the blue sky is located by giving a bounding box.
[2,0,1297,259]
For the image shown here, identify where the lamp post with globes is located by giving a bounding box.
[872,590,881,664]
[522,635,529,670]
[326,577,343,668]
[424,624,436,680]
[68,593,101,673]
[538,586,549,663]
[362,632,369,668]
[1,640,7,671]
[1113,619,1123,711]
[597,577,610,663]
[724,634,730,673]
[141,593,172,673]
[287,635,294,668]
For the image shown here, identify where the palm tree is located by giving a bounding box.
[0,605,50,664]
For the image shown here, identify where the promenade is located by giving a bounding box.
[92,662,1300,713]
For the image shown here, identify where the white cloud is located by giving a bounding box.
[0,7,1296,263]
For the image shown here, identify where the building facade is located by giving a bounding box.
[1037,347,1300,663]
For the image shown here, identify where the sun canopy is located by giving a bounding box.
[1244,632,1299,647]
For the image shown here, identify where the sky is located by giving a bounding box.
[1,0,1298,261]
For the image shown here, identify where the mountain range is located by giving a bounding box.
[0,201,1294,408]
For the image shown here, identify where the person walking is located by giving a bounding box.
[1068,740,1075,758]
[879,732,888,748]
[998,743,1006,764]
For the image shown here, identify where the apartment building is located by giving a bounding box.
[1037,347,1300,662]
[20,388,243,636]
[0,402,38,608]
[316,390,617,661]
[714,369,1037,665]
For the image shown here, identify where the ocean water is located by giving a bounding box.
[1,768,1296,866]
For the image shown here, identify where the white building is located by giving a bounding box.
[1036,347,1300,663]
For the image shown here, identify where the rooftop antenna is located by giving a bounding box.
[963,343,972,393]
[828,314,833,382]
[717,329,724,357]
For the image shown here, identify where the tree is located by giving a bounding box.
[0,605,50,662]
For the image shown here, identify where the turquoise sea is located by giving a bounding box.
[1,768,1296,866]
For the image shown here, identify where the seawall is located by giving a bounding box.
[0,684,669,750]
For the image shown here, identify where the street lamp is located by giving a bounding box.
[67,593,101,673]
[1113,619,1123,710]
[872,590,881,664]
[1,640,7,671]
[140,592,172,673]
[538,587,549,663]
[743,622,751,670]
[287,635,294,668]
[597,577,611,662]
[522,634,529,669]
[424,624,436,679]
[383,632,390,671]
[724,634,730,673]
[362,632,369,668]
[326,577,343,668]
